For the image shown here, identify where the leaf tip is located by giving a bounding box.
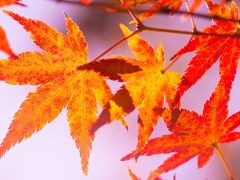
[119,23,132,36]
[3,10,22,22]
[119,23,125,30]
[128,168,140,180]
[121,153,133,161]
[2,10,11,15]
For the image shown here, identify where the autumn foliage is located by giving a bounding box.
[1,0,240,179]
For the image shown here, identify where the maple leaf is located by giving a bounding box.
[92,24,181,153]
[0,11,140,175]
[173,0,240,105]
[122,79,240,179]
[0,26,15,56]
[0,0,25,7]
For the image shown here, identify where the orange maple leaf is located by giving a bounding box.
[0,26,15,56]
[0,11,140,175]
[173,0,240,105]
[122,79,240,179]
[93,24,181,153]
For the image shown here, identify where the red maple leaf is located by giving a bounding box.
[122,79,240,179]
[173,0,240,105]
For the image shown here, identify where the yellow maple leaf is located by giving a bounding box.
[94,24,181,153]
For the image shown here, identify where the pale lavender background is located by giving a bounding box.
[0,0,239,180]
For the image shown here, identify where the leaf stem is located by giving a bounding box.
[162,56,180,73]
[91,30,139,62]
[184,0,197,32]
[215,144,234,180]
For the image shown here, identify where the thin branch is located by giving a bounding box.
[142,25,240,71]
[89,15,240,65]
[88,23,240,71]
[143,25,240,38]
[90,0,143,62]
[55,0,240,23]
[215,144,234,180]
[91,30,139,62]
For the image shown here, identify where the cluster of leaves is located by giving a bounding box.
[1,0,240,179]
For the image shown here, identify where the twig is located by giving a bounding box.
[90,15,240,64]
[91,30,139,62]
[143,25,240,38]
[54,0,240,23]
[90,0,143,62]
[89,23,240,68]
